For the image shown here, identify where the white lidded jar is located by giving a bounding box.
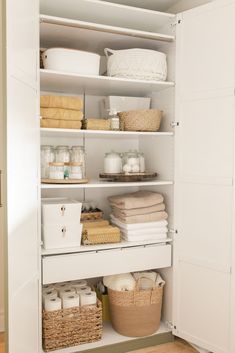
[104,151,122,174]
[122,150,140,173]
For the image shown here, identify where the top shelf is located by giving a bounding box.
[40,0,176,34]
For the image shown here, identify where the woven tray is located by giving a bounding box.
[41,178,89,184]
[82,226,121,245]
[99,172,158,182]
[42,300,102,352]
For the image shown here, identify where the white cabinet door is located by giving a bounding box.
[174,1,235,353]
[5,0,40,352]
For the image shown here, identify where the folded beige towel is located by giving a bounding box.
[108,191,164,210]
[40,118,82,129]
[41,95,83,111]
[112,203,165,218]
[41,108,83,121]
[83,118,110,131]
[112,211,168,224]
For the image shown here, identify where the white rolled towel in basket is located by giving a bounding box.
[103,273,136,291]
[104,48,167,82]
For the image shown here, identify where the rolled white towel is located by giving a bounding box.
[103,273,136,291]
[156,273,165,287]
[133,271,157,282]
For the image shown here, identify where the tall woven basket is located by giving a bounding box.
[108,279,164,337]
[42,300,102,351]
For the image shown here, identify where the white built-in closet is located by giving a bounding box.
[3,0,235,353]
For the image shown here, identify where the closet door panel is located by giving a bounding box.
[178,96,233,182]
[178,0,235,96]
[174,1,235,352]
[6,0,39,352]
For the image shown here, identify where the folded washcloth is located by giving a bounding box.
[108,191,164,210]
[40,118,82,129]
[103,273,135,291]
[41,108,83,121]
[110,215,168,230]
[122,233,167,242]
[83,118,110,131]
[122,227,168,236]
[111,203,165,218]
[41,95,83,110]
[111,211,168,224]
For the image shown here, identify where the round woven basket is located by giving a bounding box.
[108,278,164,337]
[118,109,162,132]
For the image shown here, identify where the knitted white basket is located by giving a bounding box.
[104,48,167,82]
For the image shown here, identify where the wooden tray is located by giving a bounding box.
[41,178,89,184]
[99,172,158,182]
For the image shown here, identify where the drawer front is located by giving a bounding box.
[42,223,82,250]
[42,199,82,224]
[42,244,172,284]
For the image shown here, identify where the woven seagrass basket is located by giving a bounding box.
[42,300,102,351]
[118,109,162,132]
[108,278,164,337]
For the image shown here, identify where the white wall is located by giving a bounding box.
[167,0,213,13]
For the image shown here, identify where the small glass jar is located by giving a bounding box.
[109,110,120,131]
[66,162,83,180]
[41,145,55,178]
[138,152,145,173]
[70,146,86,177]
[122,150,140,173]
[49,162,64,180]
[104,151,122,174]
[55,146,70,163]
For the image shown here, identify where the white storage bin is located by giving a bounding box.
[42,222,83,250]
[100,96,151,117]
[104,48,167,82]
[42,198,82,225]
[42,48,101,76]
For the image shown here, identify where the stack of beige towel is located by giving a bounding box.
[40,95,83,129]
[109,191,168,242]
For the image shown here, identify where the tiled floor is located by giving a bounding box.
[0,333,198,353]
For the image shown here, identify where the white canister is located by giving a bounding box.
[104,151,122,174]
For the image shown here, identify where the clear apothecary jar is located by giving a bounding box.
[122,150,140,173]
[41,145,55,178]
[49,162,64,180]
[55,146,70,163]
[70,146,86,177]
[104,151,122,174]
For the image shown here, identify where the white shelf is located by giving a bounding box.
[40,128,174,138]
[40,15,174,55]
[40,0,175,34]
[40,69,175,96]
[41,321,171,353]
[41,179,173,189]
[41,238,173,256]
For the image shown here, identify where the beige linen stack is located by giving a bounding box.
[40,95,83,129]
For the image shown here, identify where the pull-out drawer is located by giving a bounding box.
[42,244,171,284]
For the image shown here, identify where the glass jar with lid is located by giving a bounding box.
[138,152,145,173]
[49,162,64,180]
[70,146,86,177]
[66,162,84,180]
[104,151,122,174]
[41,145,55,178]
[122,150,140,173]
[55,146,70,163]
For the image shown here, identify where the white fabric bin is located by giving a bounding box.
[42,222,83,250]
[42,198,82,225]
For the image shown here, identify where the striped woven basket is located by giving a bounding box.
[118,109,162,132]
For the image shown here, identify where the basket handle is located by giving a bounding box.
[104,48,116,58]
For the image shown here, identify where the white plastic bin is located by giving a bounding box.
[42,223,83,250]
[42,198,82,225]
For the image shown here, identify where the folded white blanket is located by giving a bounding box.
[103,273,135,291]
[111,215,168,230]
[122,233,167,242]
[122,227,168,236]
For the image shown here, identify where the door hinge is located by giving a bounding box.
[170,121,180,128]
[171,19,182,28]
[169,229,178,235]
[166,321,177,330]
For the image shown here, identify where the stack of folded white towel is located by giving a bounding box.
[103,271,165,291]
[108,191,168,242]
